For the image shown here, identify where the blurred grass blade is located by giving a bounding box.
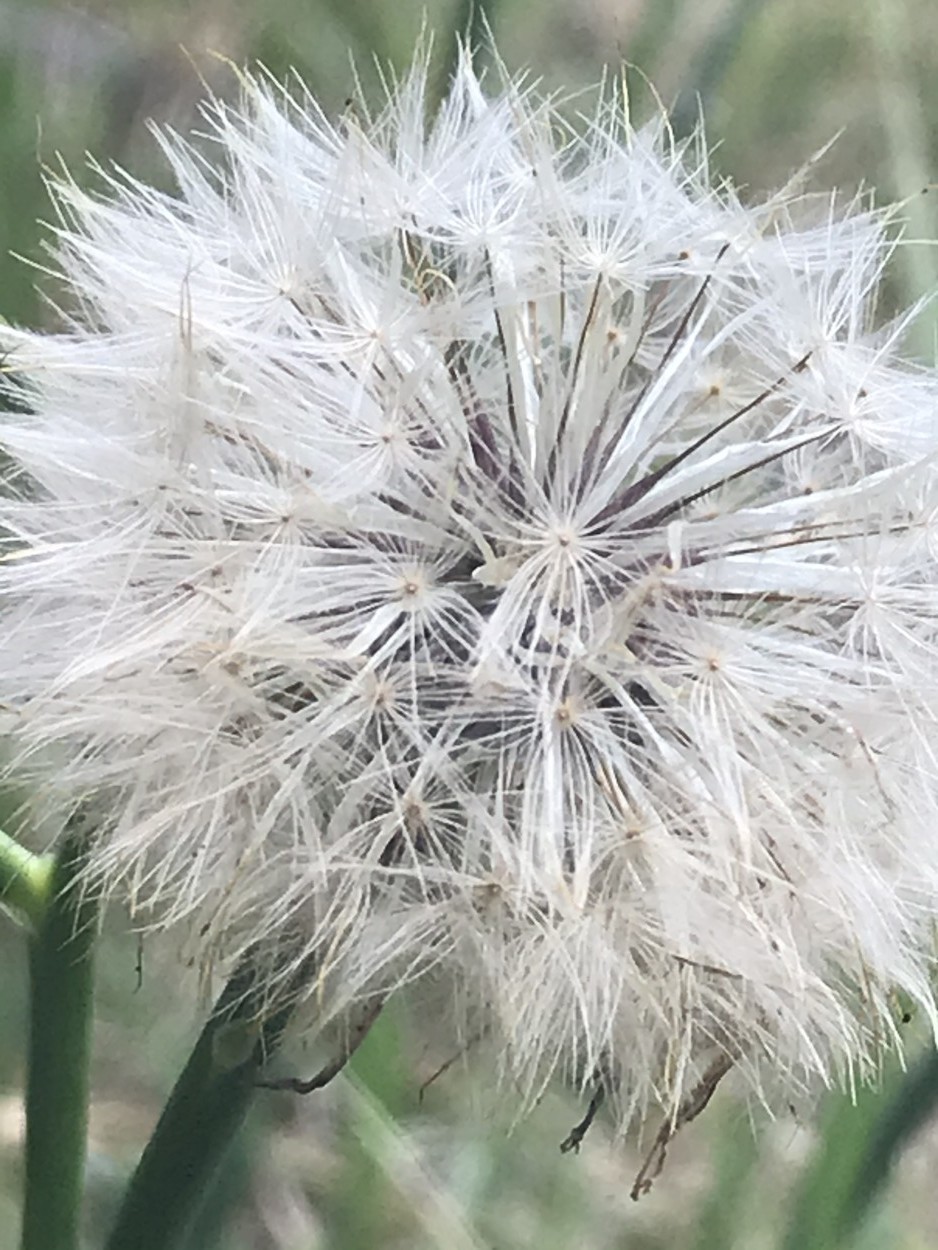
[842,1045,938,1238]
[625,0,685,74]
[0,55,43,328]
[690,1104,761,1250]
[671,0,766,134]
[781,1066,901,1250]
[431,0,501,116]
[448,0,500,56]
[866,0,938,361]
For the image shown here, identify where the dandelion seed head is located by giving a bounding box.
[3,49,938,1133]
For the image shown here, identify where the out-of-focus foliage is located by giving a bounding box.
[5,926,938,1249]
[1,1,938,1246]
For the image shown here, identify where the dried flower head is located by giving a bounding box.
[3,51,938,1135]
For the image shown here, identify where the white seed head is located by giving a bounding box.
[3,51,938,1130]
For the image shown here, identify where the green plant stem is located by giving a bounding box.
[21,824,97,1250]
[0,826,52,930]
[104,955,303,1250]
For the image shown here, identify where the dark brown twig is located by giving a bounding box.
[630,1054,733,1200]
[560,1083,606,1154]
[256,999,385,1094]
[418,1030,486,1102]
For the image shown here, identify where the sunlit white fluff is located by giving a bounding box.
[3,50,938,1133]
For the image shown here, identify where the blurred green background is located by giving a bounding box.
[2,0,938,1246]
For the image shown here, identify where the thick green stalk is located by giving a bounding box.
[104,955,302,1250]
[0,826,52,930]
[20,824,97,1250]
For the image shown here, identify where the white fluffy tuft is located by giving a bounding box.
[3,51,938,1131]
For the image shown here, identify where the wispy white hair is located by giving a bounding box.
[2,48,938,1132]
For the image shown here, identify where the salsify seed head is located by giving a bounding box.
[3,50,938,1130]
